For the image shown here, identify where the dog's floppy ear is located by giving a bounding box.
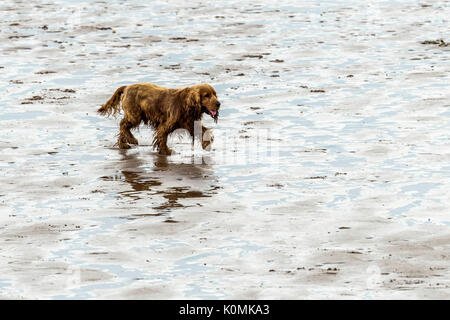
[181,86,203,119]
[185,87,201,109]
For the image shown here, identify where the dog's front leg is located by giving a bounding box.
[155,126,173,155]
[187,123,213,150]
[201,125,214,150]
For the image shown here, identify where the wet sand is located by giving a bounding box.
[0,0,449,299]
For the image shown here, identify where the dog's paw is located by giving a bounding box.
[118,142,131,149]
[127,136,138,145]
[158,147,172,155]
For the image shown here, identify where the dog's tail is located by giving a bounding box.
[97,86,126,117]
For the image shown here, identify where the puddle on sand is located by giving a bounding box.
[1,0,449,299]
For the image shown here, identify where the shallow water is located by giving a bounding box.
[0,0,449,299]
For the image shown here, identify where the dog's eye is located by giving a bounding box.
[204,93,210,98]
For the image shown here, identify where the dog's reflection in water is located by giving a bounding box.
[102,150,220,215]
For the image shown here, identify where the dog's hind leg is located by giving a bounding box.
[118,117,139,149]
[153,125,173,155]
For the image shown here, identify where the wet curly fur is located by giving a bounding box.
[98,83,221,155]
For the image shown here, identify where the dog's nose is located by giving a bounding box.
[216,102,221,108]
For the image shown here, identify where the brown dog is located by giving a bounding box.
[98,83,221,155]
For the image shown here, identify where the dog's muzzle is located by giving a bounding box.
[209,109,219,123]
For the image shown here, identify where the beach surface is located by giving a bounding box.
[0,0,449,299]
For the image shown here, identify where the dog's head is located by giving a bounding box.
[186,84,221,123]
